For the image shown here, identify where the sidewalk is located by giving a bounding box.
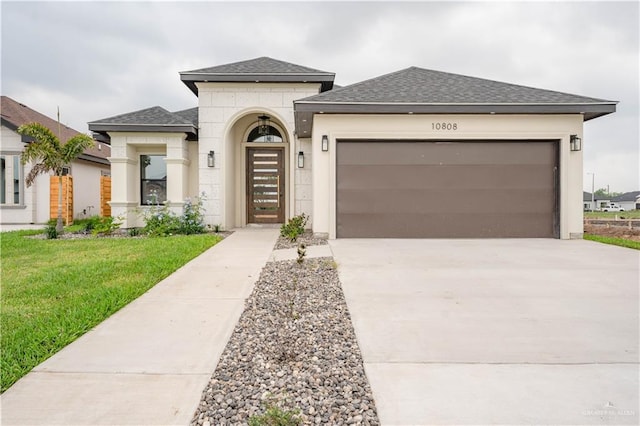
[1,228,280,425]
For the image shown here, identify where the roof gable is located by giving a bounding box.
[294,67,617,135]
[1,96,109,162]
[180,56,335,95]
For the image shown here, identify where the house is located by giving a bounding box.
[1,96,111,224]
[611,191,640,211]
[88,57,616,239]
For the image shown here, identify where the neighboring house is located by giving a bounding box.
[582,192,612,211]
[612,191,640,211]
[1,96,111,224]
[88,57,616,239]
[583,191,595,211]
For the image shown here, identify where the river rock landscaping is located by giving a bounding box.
[191,238,379,425]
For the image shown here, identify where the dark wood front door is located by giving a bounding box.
[247,147,285,223]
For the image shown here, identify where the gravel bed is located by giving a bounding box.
[191,257,379,425]
[274,231,328,250]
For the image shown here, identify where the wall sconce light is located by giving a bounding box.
[207,150,215,167]
[321,135,329,152]
[297,151,304,168]
[570,135,582,152]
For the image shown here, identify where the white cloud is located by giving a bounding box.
[2,1,638,192]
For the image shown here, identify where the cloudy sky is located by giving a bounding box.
[2,1,638,193]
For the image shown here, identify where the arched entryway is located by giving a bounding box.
[226,112,290,227]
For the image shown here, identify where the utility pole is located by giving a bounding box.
[587,173,595,210]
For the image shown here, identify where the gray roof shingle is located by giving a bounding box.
[172,107,198,127]
[184,56,331,75]
[301,67,613,104]
[612,191,640,202]
[180,57,335,94]
[294,66,617,135]
[88,106,198,138]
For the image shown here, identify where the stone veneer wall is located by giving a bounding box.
[196,82,321,229]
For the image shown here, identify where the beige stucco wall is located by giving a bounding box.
[108,132,193,228]
[311,114,584,239]
[196,82,321,230]
[71,160,110,220]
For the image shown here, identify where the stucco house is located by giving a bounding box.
[88,57,616,239]
[612,191,640,211]
[1,96,111,224]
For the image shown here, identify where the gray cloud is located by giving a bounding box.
[2,1,638,191]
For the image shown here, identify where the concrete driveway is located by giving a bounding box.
[330,239,639,425]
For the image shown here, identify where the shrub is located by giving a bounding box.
[248,395,301,426]
[45,220,58,239]
[141,194,207,237]
[180,197,206,235]
[91,216,122,236]
[143,205,181,237]
[280,213,308,242]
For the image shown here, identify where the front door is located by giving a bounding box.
[247,147,285,223]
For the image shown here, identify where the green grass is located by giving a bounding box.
[584,233,640,250]
[0,231,221,392]
[584,210,640,219]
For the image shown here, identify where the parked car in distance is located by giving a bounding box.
[601,203,625,212]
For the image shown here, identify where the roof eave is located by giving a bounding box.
[179,72,336,95]
[293,102,617,136]
[88,122,198,138]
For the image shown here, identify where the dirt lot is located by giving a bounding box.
[584,223,640,242]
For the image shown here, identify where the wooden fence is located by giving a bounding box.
[50,176,73,225]
[100,176,112,217]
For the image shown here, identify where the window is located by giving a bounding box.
[247,126,283,143]
[13,156,20,204]
[140,155,166,205]
[0,154,22,205]
[1,156,5,204]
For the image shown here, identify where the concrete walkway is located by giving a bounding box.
[1,228,279,425]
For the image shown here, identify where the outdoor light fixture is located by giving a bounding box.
[321,135,329,152]
[570,135,582,152]
[207,150,215,167]
[257,115,271,137]
[298,151,305,168]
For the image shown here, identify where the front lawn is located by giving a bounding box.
[584,234,640,250]
[0,231,221,392]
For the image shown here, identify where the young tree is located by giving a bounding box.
[18,122,94,234]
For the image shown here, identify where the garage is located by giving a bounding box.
[336,140,559,238]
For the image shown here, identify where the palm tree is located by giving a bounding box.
[18,122,94,234]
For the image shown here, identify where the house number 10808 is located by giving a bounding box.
[432,122,458,130]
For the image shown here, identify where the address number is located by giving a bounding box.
[432,122,458,130]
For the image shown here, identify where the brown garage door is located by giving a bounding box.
[336,140,559,238]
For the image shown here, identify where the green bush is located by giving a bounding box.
[141,195,207,237]
[280,213,308,242]
[180,197,206,234]
[45,220,58,239]
[91,216,122,236]
[248,398,301,426]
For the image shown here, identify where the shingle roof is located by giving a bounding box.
[294,67,617,135]
[172,107,198,127]
[1,95,109,163]
[180,56,335,95]
[185,56,331,75]
[88,106,198,138]
[612,191,640,202]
